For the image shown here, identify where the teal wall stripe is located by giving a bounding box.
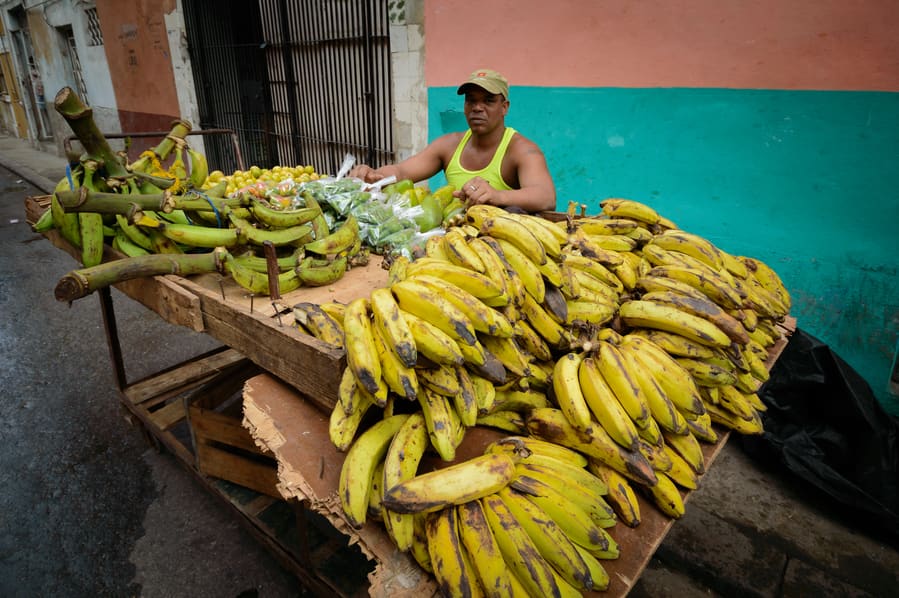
[428,86,899,414]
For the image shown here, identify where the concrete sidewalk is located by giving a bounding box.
[3,130,898,597]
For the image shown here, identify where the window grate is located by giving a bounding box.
[85,8,103,46]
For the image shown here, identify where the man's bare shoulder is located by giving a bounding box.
[508,131,548,159]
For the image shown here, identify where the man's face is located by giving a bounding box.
[463,87,508,133]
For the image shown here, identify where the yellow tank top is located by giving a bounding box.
[445,127,516,191]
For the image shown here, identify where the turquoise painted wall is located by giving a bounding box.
[429,86,899,414]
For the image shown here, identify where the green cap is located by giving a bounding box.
[457,68,509,99]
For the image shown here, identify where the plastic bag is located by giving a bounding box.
[740,328,899,545]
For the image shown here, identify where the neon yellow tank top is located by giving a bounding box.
[445,127,516,191]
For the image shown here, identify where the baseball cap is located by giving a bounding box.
[457,69,509,99]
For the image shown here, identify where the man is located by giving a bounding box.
[350,69,556,213]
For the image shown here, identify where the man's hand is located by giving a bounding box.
[348,164,382,183]
[455,176,501,206]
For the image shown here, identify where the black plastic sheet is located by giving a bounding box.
[740,328,899,544]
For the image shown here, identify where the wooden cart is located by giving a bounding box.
[25,195,795,596]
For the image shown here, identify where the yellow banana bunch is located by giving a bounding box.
[600,197,662,225]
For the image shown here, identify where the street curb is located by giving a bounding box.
[0,153,57,195]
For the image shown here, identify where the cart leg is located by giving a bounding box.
[98,286,128,390]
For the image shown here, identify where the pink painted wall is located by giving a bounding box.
[425,0,899,91]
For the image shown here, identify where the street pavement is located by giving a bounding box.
[1,133,897,597]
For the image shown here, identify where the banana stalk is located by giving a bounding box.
[55,188,245,216]
[53,87,130,179]
[55,248,228,302]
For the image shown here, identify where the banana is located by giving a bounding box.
[480,235,529,306]
[675,357,738,387]
[382,412,429,551]
[720,250,749,278]
[641,290,750,345]
[609,256,639,290]
[185,147,209,189]
[424,234,452,260]
[78,212,105,268]
[112,230,149,257]
[452,366,480,427]
[566,266,622,304]
[369,287,417,368]
[509,474,618,558]
[336,366,358,415]
[425,507,479,598]
[489,388,550,415]
[572,543,610,591]
[741,256,791,311]
[616,344,689,434]
[368,461,386,521]
[441,227,485,272]
[418,363,462,397]
[662,429,706,474]
[476,410,528,434]
[552,352,592,430]
[584,232,637,252]
[296,255,347,286]
[744,340,773,382]
[228,212,313,246]
[304,214,359,255]
[648,229,725,270]
[497,487,593,590]
[579,356,641,450]
[574,217,640,236]
[329,383,374,451]
[383,452,516,514]
[479,334,532,378]
[292,302,345,348]
[409,512,433,573]
[717,383,758,420]
[513,462,616,528]
[501,212,564,258]
[488,435,589,468]
[488,441,606,493]
[565,299,617,327]
[226,258,300,295]
[686,411,719,443]
[250,199,321,228]
[231,248,303,273]
[494,238,546,303]
[662,443,700,490]
[115,214,153,251]
[406,256,506,301]
[593,340,651,427]
[561,252,624,293]
[392,279,478,347]
[387,255,410,285]
[600,197,661,225]
[343,297,383,396]
[372,323,419,401]
[587,460,641,527]
[480,493,562,598]
[456,500,514,596]
[636,273,713,301]
[618,299,732,348]
[419,387,461,461]
[410,274,514,338]
[622,335,706,419]
[479,215,548,266]
[160,221,243,248]
[566,228,625,267]
[338,414,409,528]
[647,264,744,310]
[644,471,686,518]
[638,438,674,473]
[628,328,721,361]
[400,309,465,366]
[513,320,553,362]
[525,407,657,487]
[705,401,764,434]
[520,290,572,349]
[637,413,664,447]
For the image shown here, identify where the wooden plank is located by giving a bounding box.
[123,348,246,405]
[195,443,281,499]
[178,279,346,411]
[192,408,267,455]
[148,397,188,431]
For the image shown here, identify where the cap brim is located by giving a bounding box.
[457,80,505,96]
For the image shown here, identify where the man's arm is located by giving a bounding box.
[460,138,556,212]
[349,135,457,183]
